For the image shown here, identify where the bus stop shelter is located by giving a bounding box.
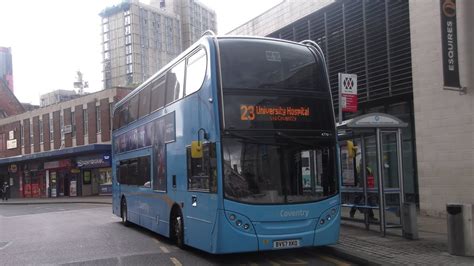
[337,113,407,236]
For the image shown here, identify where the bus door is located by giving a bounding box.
[185,141,218,249]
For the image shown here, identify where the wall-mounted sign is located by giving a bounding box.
[8,164,17,173]
[440,0,461,89]
[347,113,408,128]
[7,139,17,150]
[44,159,71,170]
[9,130,14,140]
[77,154,111,168]
[71,169,81,174]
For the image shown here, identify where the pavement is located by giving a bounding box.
[2,196,474,265]
[330,214,474,265]
[0,195,112,205]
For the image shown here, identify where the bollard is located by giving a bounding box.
[402,202,418,240]
[446,203,473,256]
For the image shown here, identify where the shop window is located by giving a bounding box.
[83,170,91,185]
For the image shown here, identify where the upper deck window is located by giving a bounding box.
[185,48,207,96]
[219,39,324,91]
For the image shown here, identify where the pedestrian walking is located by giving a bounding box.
[2,181,9,201]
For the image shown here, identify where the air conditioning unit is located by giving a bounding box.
[63,125,72,134]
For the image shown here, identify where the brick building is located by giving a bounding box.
[0,88,130,198]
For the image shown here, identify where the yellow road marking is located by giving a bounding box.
[160,246,170,253]
[275,258,307,265]
[269,260,281,266]
[170,257,182,266]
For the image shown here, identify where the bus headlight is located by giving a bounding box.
[225,211,255,233]
[317,206,339,229]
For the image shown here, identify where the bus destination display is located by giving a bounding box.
[240,104,311,122]
[224,95,332,131]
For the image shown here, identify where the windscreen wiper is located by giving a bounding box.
[223,131,258,142]
[224,131,288,146]
[275,131,315,146]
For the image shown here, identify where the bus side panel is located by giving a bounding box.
[122,186,140,224]
[112,165,120,216]
[137,190,171,237]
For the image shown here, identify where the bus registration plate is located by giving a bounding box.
[273,239,300,249]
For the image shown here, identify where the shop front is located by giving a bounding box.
[22,162,46,198]
[44,159,75,197]
[77,153,112,196]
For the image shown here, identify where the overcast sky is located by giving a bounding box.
[0,0,281,105]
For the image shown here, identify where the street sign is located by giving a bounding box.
[339,73,358,113]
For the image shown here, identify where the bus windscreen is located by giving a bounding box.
[219,38,325,91]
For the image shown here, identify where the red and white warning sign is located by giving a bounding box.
[339,73,358,113]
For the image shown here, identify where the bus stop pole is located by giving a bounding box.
[376,128,386,236]
[360,135,369,229]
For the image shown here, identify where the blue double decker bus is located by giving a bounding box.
[112,35,340,254]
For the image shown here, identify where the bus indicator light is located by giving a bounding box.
[229,214,236,221]
[236,220,243,227]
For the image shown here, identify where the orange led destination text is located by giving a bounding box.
[240,105,310,121]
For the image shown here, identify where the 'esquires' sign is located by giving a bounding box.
[440,0,460,88]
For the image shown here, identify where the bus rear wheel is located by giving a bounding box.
[172,211,184,248]
[121,198,130,226]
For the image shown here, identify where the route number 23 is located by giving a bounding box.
[240,105,256,121]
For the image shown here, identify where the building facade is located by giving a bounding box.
[0,79,24,118]
[0,88,131,198]
[40,90,80,107]
[230,0,473,216]
[100,0,216,90]
[157,0,217,48]
[0,47,14,93]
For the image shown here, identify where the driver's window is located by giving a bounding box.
[187,142,217,193]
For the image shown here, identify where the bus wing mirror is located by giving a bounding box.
[191,141,203,158]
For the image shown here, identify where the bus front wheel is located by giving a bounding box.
[172,211,184,248]
[121,197,130,226]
